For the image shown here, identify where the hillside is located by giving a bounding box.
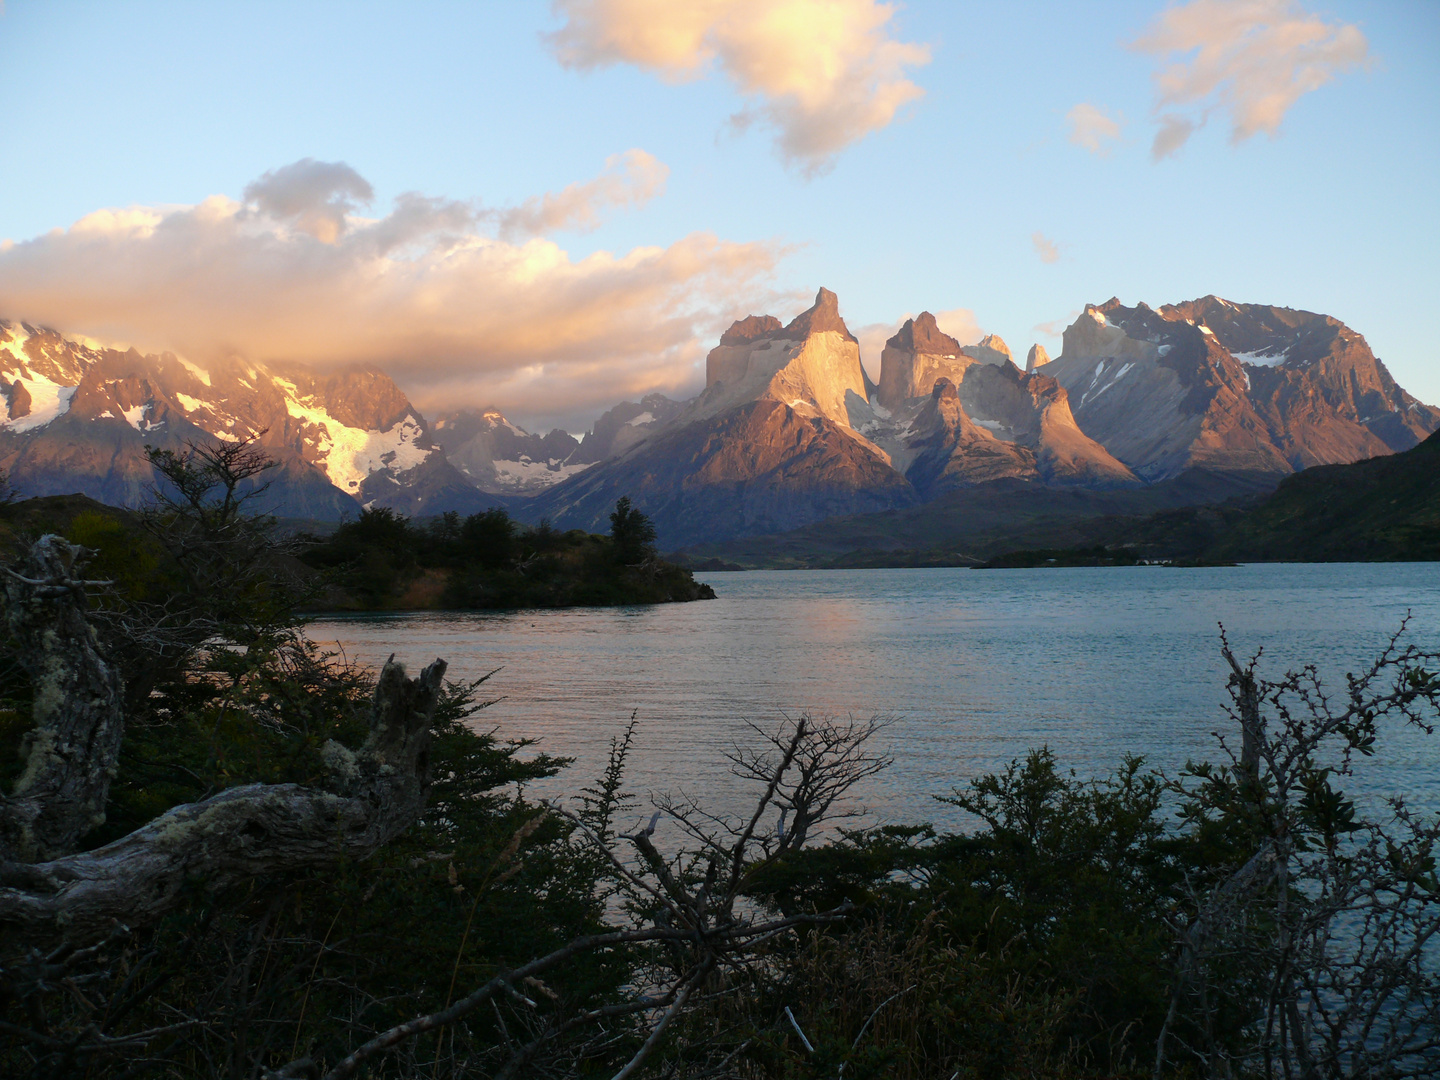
[1200,429,1440,561]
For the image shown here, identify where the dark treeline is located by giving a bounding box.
[1,437,1438,1079]
[301,498,714,610]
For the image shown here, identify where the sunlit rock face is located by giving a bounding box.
[524,288,915,547]
[902,378,1038,495]
[1026,344,1049,372]
[1039,297,1440,481]
[0,319,486,517]
[875,312,972,411]
[698,288,871,430]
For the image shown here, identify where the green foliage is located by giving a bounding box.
[609,496,657,564]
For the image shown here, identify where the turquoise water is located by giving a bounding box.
[307,563,1440,829]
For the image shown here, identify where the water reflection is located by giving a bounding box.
[308,564,1440,829]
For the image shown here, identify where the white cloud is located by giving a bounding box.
[1031,232,1060,264]
[1066,103,1123,155]
[546,0,931,176]
[934,307,981,347]
[0,158,784,431]
[1131,0,1369,161]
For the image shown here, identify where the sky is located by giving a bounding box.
[1,0,1436,434]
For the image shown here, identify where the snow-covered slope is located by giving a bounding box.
[0,319,486,517]
[431,408,588,495]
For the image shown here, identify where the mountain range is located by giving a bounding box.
[2,288,1435,548]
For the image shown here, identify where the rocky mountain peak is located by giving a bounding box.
[719,314,784,346]
[1045,296,1440,480]
[876,312,972,411]
[889,311,961,356]
[1026,344,1050,372]
[961,333,1013,367]
[782,287,858,344]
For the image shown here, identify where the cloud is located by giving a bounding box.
[1066,103,1123,155]
[0,159,785,431]
[546,0,931,175]
[243,159,375,243]
[1031,232,1060,264]
[1032,317,1075,339]
[1131,0,1369,161]
[495,149,669,239]
[934,307,981,346]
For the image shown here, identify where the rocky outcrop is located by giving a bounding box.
[956,362,1138,487]
[1038,297,1440,481]
[1026,344,1049,373]
[903,378,1037,495]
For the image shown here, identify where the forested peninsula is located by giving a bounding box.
[0,484,714,613]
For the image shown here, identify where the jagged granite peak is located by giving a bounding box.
[430,406,586,495]
[864,315,1135,491]
[1026,344,1050,373]
[719,314,783,346]
[876,312,970,410]
[700,287,869,429]
[1042,297,1440,481]
[0,318,487,518]
[962,333,1013,367]
[783,287,859,344]
[890,311,960,356]
[521,290,908,547]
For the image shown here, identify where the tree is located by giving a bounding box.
[609,496,657,564]
[1155,624,1440,1079]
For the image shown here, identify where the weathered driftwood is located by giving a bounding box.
[0,534,446,944]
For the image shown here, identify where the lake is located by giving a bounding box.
[307,563,1440,830]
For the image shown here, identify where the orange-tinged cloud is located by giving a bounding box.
[547,0,931,175]
[1131,0,1368,161]
[495,148,669,239]
[0,158,785,430]
[1066,103,1123,155]
[1031,232,1060,264]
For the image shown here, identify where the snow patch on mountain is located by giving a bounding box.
[278,383,431,492]
[179,358,212,386]
[10,379,78,433]
[1232,348,1290,367]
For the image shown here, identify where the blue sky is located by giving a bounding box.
[1,1,1435,431]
